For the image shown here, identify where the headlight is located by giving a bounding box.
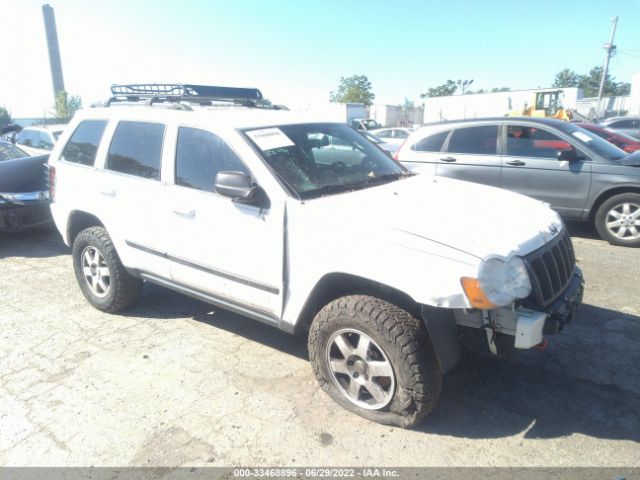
[478,257,532,306]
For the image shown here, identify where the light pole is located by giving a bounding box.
[457,79,474,95]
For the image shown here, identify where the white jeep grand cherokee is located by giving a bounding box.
[48,84,584,428]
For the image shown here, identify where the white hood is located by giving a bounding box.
[297,173,563,260]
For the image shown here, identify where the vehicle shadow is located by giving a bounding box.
[131,284,640,442]
[0,225,68,259]
[565,220,601,241]
[127,283,309,361]
[419,303,640,442]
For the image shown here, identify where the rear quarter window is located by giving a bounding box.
[61,120,107,166]
[106,121,165,180]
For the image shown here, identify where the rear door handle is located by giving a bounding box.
[506,160,526,166]
[440,157,457,162]
[172,208,196,219]
[100,189,116,197]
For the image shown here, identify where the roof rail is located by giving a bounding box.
[105,83,264,107]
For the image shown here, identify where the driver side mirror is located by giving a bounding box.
[557,149,584,162]
[214,171,257,201]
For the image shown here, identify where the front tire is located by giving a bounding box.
[595,193,640,247]
[308,295,442,428]
[72,226,142,312]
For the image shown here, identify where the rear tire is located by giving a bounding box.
[72,226,142,312]
[594,193,640,247]
[308,295,442,428]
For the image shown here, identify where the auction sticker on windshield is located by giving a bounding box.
[246,128,294,151]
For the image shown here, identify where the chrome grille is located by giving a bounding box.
[522,229,576,309]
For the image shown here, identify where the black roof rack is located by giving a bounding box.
[105,83,264,107]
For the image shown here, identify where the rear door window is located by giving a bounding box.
[175,127,249,192]
[61,120,107,166]
[447,125,498,155]
[412,130,449,152]
[106,121,165,180]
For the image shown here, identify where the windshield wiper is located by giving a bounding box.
[302,183,372,199]
[362,171,414,186]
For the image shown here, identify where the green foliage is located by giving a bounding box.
[490,87,511,93]
[553,66,630,97]
[553,69,580,88]
[0,106,11,130]
[420,80,457,98]
[399,97,416,109]
[53,91,83,121]
[330,75,375,106]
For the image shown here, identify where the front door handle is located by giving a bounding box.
[506,160,526,166]
[100,189,116,197]
[440,157,457,162]
[172,208,196,219]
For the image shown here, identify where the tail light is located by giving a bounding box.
[47,165,56,201]
[393,140,408,162]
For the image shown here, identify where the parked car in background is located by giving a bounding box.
[600,116,640,140]
[0,140,28,161]
[0,151,51,232]
[360,131,398,155]
[397,117,640,247]
[578,122,640,153]
[14,124,66,156]
[370,127,413,146]
[350,118,382,131]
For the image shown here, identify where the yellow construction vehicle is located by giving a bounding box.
[507,89,572,121]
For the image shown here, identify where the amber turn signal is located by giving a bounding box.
[461,277,496,309]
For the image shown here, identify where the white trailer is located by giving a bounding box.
[369,104,425,127]
[423,88,582,123]
[315,103,366,124]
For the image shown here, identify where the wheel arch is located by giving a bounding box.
[294,272,460,373]
[294,273,421,335]
[66,210,105,245]
[589,186,640,221]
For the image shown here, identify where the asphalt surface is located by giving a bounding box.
[0,224,638,467]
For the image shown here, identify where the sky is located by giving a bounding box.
[1,0,639,117]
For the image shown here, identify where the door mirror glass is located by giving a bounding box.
[215,171,256,200]
[557,149,584,161]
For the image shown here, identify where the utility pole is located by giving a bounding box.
[456,79,474,95]
[597,16,618,114]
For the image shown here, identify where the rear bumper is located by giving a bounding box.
[0,190,50,206]
[0,191,52,232]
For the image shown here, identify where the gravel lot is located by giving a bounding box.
[1,224,639,467]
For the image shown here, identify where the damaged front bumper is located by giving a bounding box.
[455,267,584,350]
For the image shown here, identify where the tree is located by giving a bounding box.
[330,75,375,106]
[490,87,511,93]
[0,106,11,131]
[553,66,630,97]
[420,80,457,98]
[53,91,82,121]
[553,69,580,88]
[399,97,415,109]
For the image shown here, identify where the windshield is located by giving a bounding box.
[243,123,408,199]
[361,131,383,144]
[362,119,380,129]
[564,124,627,161]
[0,143,28,161]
